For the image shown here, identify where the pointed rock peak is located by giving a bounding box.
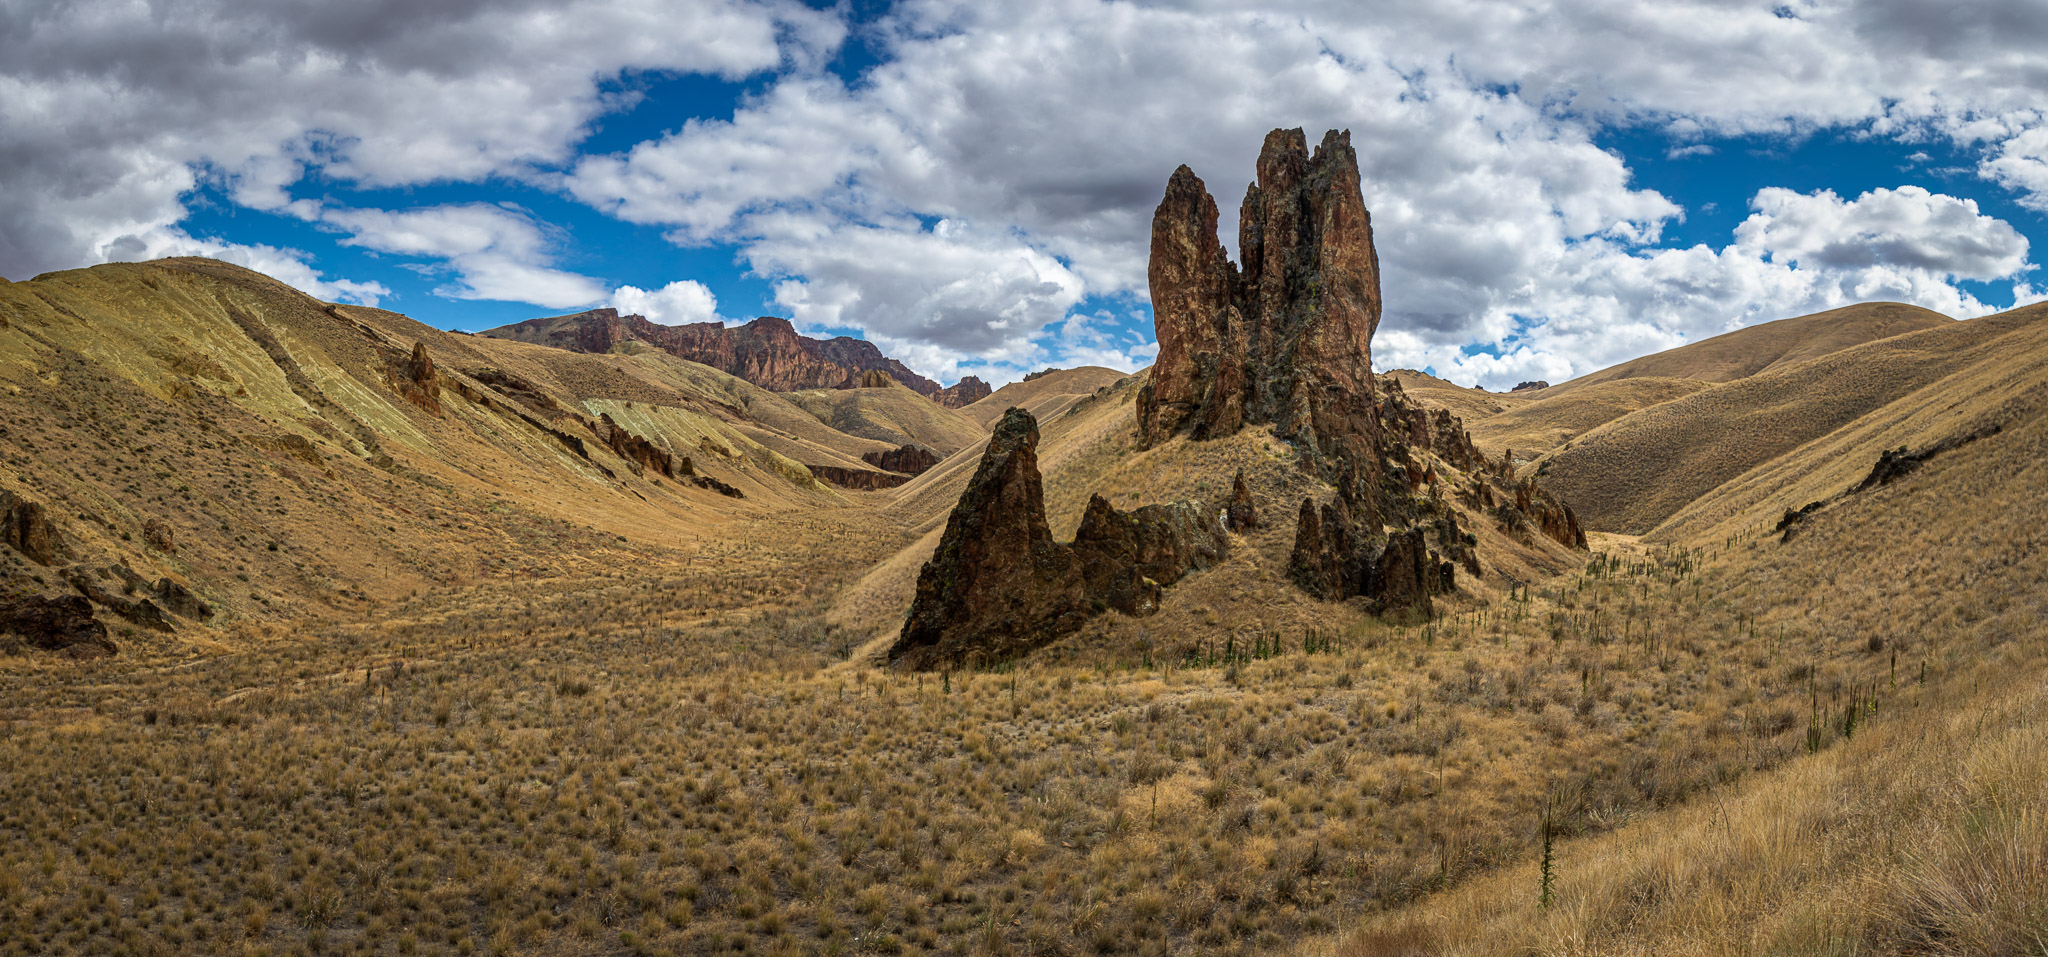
[1226,469,1257,532]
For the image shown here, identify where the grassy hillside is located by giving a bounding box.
[959,366,1131,428]
[1464,377,1708,461]
[1544,301,1952,397]
[1383,370,1522,423]
[1327,347,2048,955]
[784,379,987,454]
[1533,305,2044,533]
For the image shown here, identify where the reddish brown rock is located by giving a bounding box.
[934,376,992,408]
[483,311,945,396]
[597,413,677,478]
[863,444,941,476]
[1138,128,1383,462]
[891,408,1227,670]
[142,518,175,553]
[1,489,64,566]
[853,369,896,389]
[391,341,442,414]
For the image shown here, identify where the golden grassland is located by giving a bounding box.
[1324,385,2048,954]
[1462,378,1707,462]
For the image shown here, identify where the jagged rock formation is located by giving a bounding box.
[863,444,941,476]
[141,518,176,553]
[890,409,1226,670]
[598,414,677,478]
[0,593,115,657]
[1138,128,1383,461]
[1,489,65,565]
[390,342,442,414]
[482,310,945,397]
[934,376,992,408]
[1225,469,1257,532]
[1137,128,1584,616]
[854,369,896,389]
[808,465,911,491]
[1510,380,1550,393]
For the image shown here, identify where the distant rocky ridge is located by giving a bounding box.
[934,376,991,408]
[483,309,946,397]
[889,408,1226,670]
[1510,380,1549,393]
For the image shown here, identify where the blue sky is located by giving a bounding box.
[8,1,2048,389]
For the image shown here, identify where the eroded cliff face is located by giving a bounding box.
[1137,128,1583,617]
[889,409,1226,670]
[484,311,945,396]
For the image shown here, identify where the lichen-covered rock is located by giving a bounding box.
[1,489,65,566]
[863,444,941,476]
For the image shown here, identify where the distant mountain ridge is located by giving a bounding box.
[483,308,947,397]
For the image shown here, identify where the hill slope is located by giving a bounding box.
[1532,305,2042,533]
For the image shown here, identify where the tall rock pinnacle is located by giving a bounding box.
[1138,128,1382,463]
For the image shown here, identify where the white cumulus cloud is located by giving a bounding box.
[612,280,722,325]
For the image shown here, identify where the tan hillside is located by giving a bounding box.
[1545,300,1952,397]
[783,377,987,454]
[1464,376,1708,460]
[959,365,1131,427]
[1329,344,2048,955]
[1532,304,2044,533]
[0,258,905,645]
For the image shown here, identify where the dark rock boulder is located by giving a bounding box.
[155,577,213,620]
[142,518,176,553]
[1072,495,1227,616]
[891,408,1227,669]
[0,489,65,566]
[892,409,1090,670]
[863,444,941,476]
[0,593,115,657]
[1510,380,1549,393]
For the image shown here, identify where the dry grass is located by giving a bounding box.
[1464,377,1707,462]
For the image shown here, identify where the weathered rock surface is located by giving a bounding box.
[390,341,442,414]
[597,414,677,478]
[890,408,1226,669]
[1,489,65,565]
[934,376,992,408]
[808,465,912,491]
[142,518,176,553]
[1138,128,1383,461]
[483,310,945,397]
[854,369,897,389]
[863,444,941,476]
[1510,380,1550,393]
[1225,469,1258,532]
[0,593,115,657]
[1137,128,1585,614]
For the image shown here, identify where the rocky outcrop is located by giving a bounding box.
[1137,128,1586,614]
[1510,381,1550,393]
[1138,128,1383,462]
[66,573,175,633]
[0,593,115,657]
[808,465,911,491]
[390,342,442,414]
[854,369,896,389]
[1225,469,1257,532]
[890,408,1226,670]
[142,518,176,553]
[597,414,677,478]
[863,444,941,476]
[934,376,992,408]
[1071,495,1227,617]
[482,311,945,397]
[1,489,65,566]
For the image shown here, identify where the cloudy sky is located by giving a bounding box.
[6,0,2048,389]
